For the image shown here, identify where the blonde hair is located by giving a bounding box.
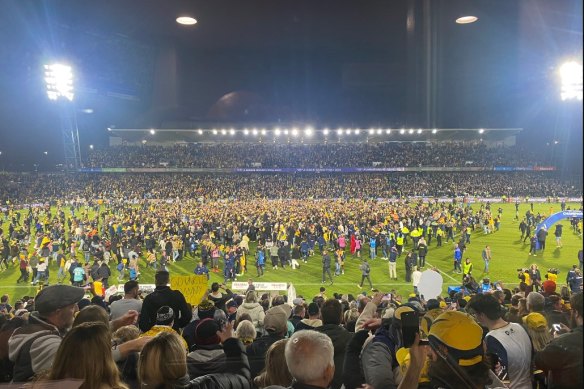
[47,322,126,389]
[525,325,552,352]
[113,325,140,344]
[139,331,187,388]
[73,305,109,328]
[254,339,292,388]
[235,319,257,345]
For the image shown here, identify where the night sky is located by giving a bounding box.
[0,0,581,171]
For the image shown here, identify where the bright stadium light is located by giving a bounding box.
[284,129,289,135]
[89,144,94,150]
[221,129,227,135]
[44,63,74,101]
[304,127,313,136]
[274,128,281,136]
[261,129,267,135]
[336,129,343,135]
[368,128,375,135]
[345,128,351,135]
[149,129,156,135]
[478,128,484,134]
[291,128,299,137]
[176,16,197,25]
[212,129,218,135]
[229,128,235,135]
[355,129,360,135]
[243,128,249,135]
[198,129,203,135]
[323,128,329,135]
[432,129,437,134]
[560,61,583,101]
[385,129,391,134]
[252,128,258,136]
[376,128,383,135]
[400,129,405,134]
[417,129,423,134]
[408,129,414,134]
[456,16,478,24]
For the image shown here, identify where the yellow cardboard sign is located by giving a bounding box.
[171,275,208,306]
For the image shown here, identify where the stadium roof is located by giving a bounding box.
[108,127,522,144]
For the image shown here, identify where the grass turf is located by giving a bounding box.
[0,202,581,302]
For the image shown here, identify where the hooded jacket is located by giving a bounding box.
[187,344,226,378]
[235,302,265,331]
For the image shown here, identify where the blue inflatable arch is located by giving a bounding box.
[535,210,583,249]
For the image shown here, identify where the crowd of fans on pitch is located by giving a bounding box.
[85,142,549,169]
[0,172,580,205]
[0,273,582,388]
[0,193,582,388]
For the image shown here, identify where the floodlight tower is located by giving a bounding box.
[560,61,583,101]
[44,63,82,170]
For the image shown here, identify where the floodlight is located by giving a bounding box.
[89,144,94,150]
[385,129,391,134]
[336,129,343,135]
[408,129,414,134]
[212,129,218,135]
[291,128,299,137]
[274,128,281,136]
[221,129,226,135]
[44,63,74,101]
[345,129,351,135]
[261,129,267,135]
[149,129,156,135]
[176,16,197,25]
[198,129,203,135]
[323,128,329,135]
[355,129,360,135]
[456,16,478,24]
[417,129,422,134]
[243,129,249,135]
[377,128,383,135]
[400,129,405,134]
[560,61,583,101]
[252,128,258,136]
[284,129,289,135]
[304,127,313,136]
[229,128,235,135]
[432,129,437,134]
[478,128,484,134]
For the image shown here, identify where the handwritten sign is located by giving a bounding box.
[171,275,208,306]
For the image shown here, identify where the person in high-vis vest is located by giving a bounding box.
[463,258,473,282]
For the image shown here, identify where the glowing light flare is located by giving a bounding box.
[44,63,74,101]
[456,16,478,24]
[560,61,583,101]
[176,16,197,25]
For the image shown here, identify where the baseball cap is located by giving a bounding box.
[292,298,305,306]
[226,300,238,310]
[393,306,414,321]
[428,311,484,367]
[523,312,547,330]
[263,305,291,334]
[34,285,85,315]
[156,306,174,325]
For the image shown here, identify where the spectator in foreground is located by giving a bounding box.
[139,271,192,333]
[138,323,251,389]
[8,284,84,382]
[42,322,127,389]
[397,311,506,389]
[253,339,292,388]
[467,293,532,388]
[535,292,583,389]
[109,280,143,321]
[282,330,335,389]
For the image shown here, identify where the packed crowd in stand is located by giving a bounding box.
[85,143,548,169]
[0,189,582,387]
[0,172,580,205]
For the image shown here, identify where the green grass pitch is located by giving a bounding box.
[0,202,581,302]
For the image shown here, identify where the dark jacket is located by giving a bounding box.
[246,333,285,379]
[187,344,226,378]
[535,325,583,389]
[314,324,353,389]
[170,338,251,389]
[138,285,193,332]
[342,329,369,389]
